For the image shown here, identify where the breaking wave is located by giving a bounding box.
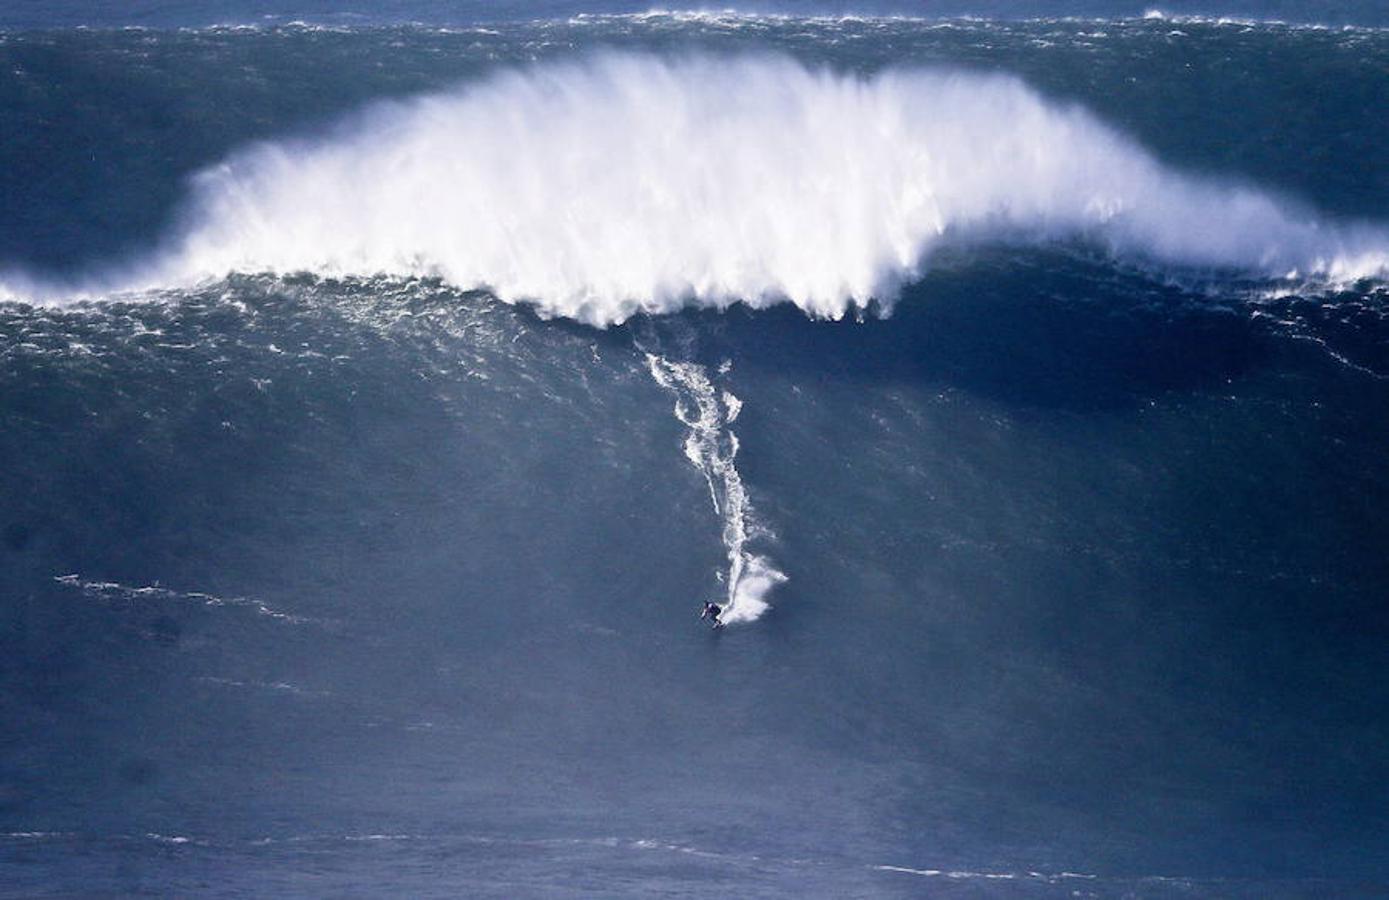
[8,54,1389,321]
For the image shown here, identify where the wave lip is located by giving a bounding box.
[12,53,1389,321]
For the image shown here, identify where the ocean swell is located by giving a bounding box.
[11,53,1389,321]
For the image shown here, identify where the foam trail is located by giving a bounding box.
[53,574,313,625]
[9,54,1389,318]
[647,354,784,624]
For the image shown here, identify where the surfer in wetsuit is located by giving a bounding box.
[700,601,724,629]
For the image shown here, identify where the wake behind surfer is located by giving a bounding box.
[700,600,725,629]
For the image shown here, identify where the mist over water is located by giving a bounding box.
[7,54,1387,320]
[139,55,1389,315]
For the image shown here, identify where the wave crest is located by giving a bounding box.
[19,54,1389,321]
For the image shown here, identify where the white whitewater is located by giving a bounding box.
[647,354,784,625]
[7,53,1386,317]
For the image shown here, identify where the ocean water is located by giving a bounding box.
[2,5,1389,897]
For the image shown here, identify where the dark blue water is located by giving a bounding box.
[5,1,1389,29]
[2,7,1388,898]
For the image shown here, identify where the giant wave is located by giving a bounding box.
[8,53,1388,323]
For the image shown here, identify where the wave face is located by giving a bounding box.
[105,54,1378,324]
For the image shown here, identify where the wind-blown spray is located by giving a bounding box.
[8,53,1388,317]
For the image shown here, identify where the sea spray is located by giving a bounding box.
[646,354,784,624]
[8,53,1386,315]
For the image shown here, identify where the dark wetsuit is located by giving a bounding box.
[701,602,723,624]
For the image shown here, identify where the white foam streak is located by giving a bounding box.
[647,354,784,624]
[53,573,312,625]
[10,54,1389,318]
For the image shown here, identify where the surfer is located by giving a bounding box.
[700,601,725,629]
